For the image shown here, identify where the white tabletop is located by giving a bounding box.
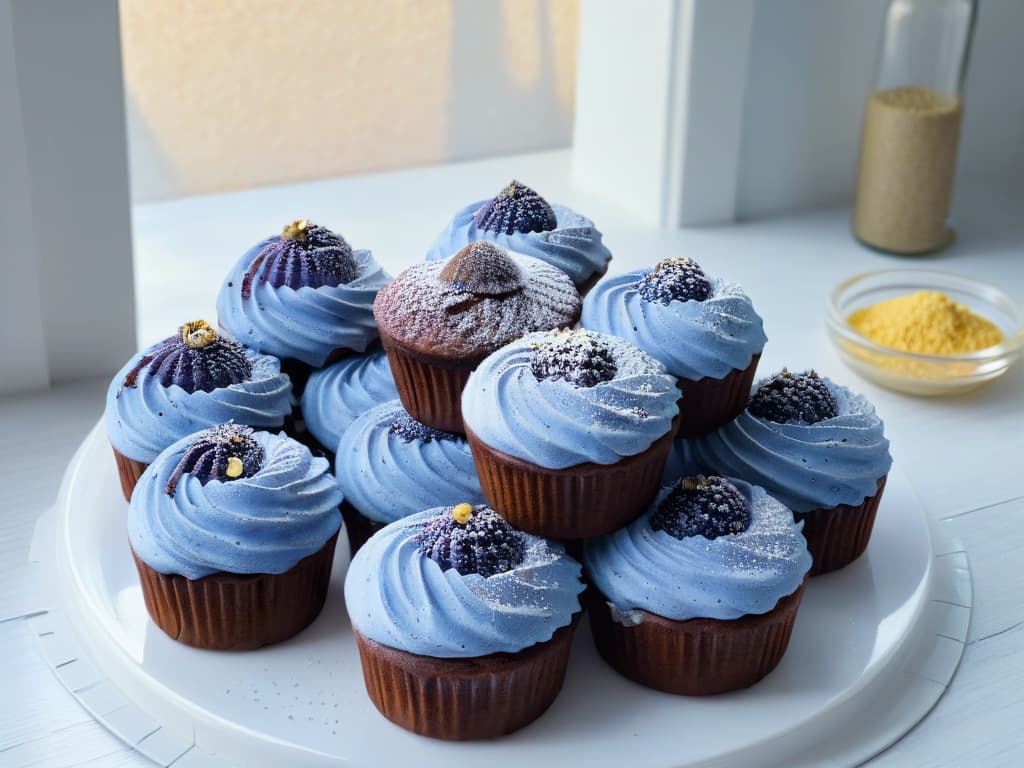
[3,149,1023,767]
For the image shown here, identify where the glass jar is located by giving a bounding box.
[852,0,977,254]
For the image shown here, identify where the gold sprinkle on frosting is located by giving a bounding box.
[225,456,244,478]
[452,503,473,525]
[181,320,218,349]
[282,218,311,240]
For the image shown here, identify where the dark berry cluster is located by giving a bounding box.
[241,220,357,298]
[748,369,838,425]
[650,476,750,540]
[473,180,557,235]
[165,424,264,495]
[122,321,252,394]
[636,258,711,305]
[439,240,524,297]
[389,412,458,444]
[417,504,526,578]
[530,330,618,388]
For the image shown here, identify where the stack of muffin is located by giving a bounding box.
[105,180,892,741]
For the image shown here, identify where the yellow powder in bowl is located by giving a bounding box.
[848,290,1003,355]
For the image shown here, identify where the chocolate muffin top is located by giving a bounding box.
[373,241,581,360]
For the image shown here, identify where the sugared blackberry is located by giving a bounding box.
[165,424,264,495]
[242,220,357,298]
[650,476,750,540]
[417,504,526,578]
[748,369,838,425]
[389,412,458,444]
[530,329,618,388]
[473,180,557,235]
[636,258,711,305]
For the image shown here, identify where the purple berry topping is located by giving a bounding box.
[636,258,711,305]
[473,180,557,235]
[240,220,357,299]
[121,320,252,394]
[651,476,750,540]
[389,412,459,443]
[165,424,264,496]
[530,329,618,388]
[439,241,524,297]
[748,369,838,425]
[417,504,526,578]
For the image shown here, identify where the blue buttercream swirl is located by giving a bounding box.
[584,479,811,622]
[426,200,611,287]
[335,400,486,524]
[129,429,343,579]
[105,346,292,464]
[686,378,893,513]
[217,237,391,366]
[461,331,679,469]
[582,271,767,381]
[344,508,584,657]
[301,350,399,451]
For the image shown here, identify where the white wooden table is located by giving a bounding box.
[3,150,1023,767]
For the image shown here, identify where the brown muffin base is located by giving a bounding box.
[797,476,887,576]
[132,534,338,650]
[353,620,577,740]
[465,421,676,539]
[588,581,806,696]
[676,353,761,438]
[111,444,148,502]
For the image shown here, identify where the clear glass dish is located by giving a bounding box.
[826,269,1024,395]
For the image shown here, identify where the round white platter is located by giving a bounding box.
[36,420,970,767]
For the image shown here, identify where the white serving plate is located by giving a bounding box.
[42,420,962,767]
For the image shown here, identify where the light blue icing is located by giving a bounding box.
[686,378,893,513]
[129,430,343,579]
[661,437,704,486]
[335,400,486,524]
[425,201,611,287]
[217,238,391,366]
[301,350,398,451]
[105,347,292,464]
[582,271,767,381]
[461,331,679,469]
[584,479,811,622]
[344,508,584,657]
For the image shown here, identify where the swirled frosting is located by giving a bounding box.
[686,378,893,513]
[582,270,767,381]
[461,330,679,468]
[344,507,584,657]
[217,233,391,366]
[425,197,611,288]
[301,350,399,451]
[335,400,485,524]
[105,342,292,465]
[129,428,343,579]
[584,479,811,622]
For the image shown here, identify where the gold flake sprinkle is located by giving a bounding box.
[225,457,244,478]
[181,320,218,349]
[452,503,473,525]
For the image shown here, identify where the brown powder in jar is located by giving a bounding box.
[853,85,962,254]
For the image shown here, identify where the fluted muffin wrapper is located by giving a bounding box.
[466,421,676,539]
[111,443,148,502]
[353,619,577,741]
[676,353,761,438]
[132,534,337,650]
[588,580,806,696]
[797,476,887,576]
[378,325,480,433]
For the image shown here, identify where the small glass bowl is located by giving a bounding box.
[826,270,1024,395]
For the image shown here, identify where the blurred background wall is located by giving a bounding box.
[120,0,579,202]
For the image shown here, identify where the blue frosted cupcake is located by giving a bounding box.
[583,257,767,436]
[217,219,390,379]
[105,320,293,501]
[334,400,486,551]
[685,369,893,575]
[425,180,612,293]
[129,424,343,649]
[300,349,399,456]
[585,475,811,695]
[345,503,584,739]
[461,328,679,538]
